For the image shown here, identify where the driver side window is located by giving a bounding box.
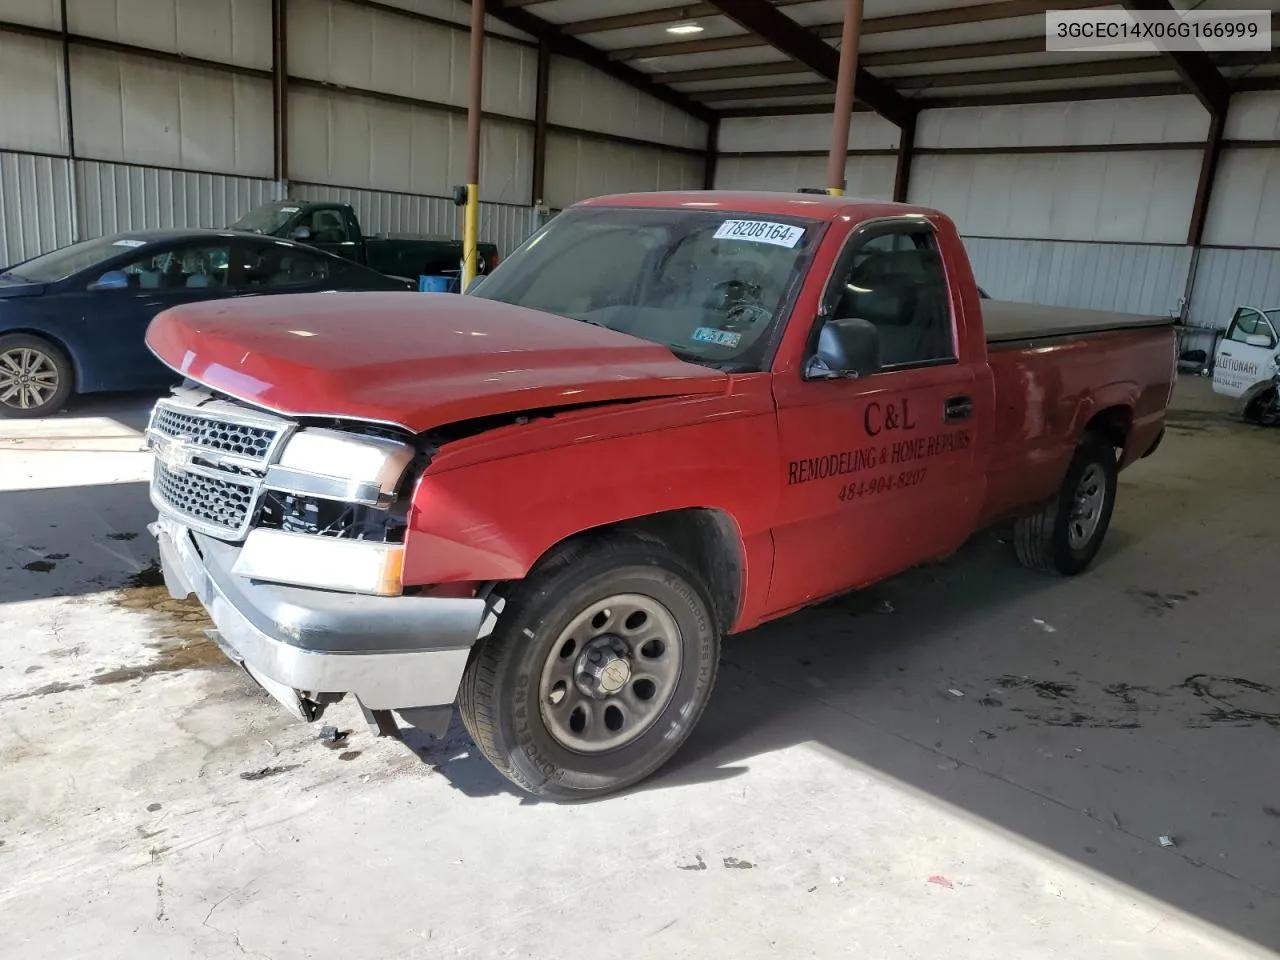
[1226,308,1277,347]
[94,244,230,291]
[828,226,955,368]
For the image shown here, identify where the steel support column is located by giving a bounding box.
[59,0,79,240]
[825,0,863,194]
[462,0,485,290]
[893,112,916,203]
[703,116,720,190]
[271,0,288,186]
[531,37,550,206]
[1187,108,1226,248]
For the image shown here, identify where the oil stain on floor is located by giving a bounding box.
[96,558,226,685]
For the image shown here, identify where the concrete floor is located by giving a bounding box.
[1,378,1277,959]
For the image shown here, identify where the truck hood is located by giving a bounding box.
[145,292,728,433]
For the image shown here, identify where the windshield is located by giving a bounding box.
[1,235,147,283]
[471,206,822,370]
[1266,309,1280,329]
[231,202,302,235]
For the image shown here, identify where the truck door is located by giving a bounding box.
[1213,306,1278,399]
[767,218,986,611]
[305,206,361,263]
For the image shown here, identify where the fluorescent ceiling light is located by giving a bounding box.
[666,23,704,35]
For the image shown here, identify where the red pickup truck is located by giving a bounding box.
[143,191,1175,800]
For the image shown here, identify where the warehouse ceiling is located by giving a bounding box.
[487,0,1280,124]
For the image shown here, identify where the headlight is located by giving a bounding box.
[265,429,414,506]
[232,529,404,596]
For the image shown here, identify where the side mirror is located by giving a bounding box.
[805,317,881,380]
[1245,333,1274,349]
[88,270,129,291]
[291,226,312,241]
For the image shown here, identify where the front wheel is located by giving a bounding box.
[458,534,720,801]
[1014,435,1118,576]
[1242,386,1279,426]
[0,334,73,418]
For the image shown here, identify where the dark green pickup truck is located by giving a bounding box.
[231,200,500,283]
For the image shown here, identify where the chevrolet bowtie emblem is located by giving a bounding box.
[153,435,195,474]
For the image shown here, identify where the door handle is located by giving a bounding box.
[1221,351,1233,357]
[944,395,974,423]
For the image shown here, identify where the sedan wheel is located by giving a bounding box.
[0,335,73,417]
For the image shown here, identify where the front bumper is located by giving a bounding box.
[150,517,489,728]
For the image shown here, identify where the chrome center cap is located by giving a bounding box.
[599,658,631,693]
[575,636,633,699]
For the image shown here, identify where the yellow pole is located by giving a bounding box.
[462,182,479,289]
[461,0,484,290]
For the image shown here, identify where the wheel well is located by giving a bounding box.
[536,509,745,634]
[0,328,79,390]
[1085,405,1131,450]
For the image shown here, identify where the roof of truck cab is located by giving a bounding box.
[575,191,940,223]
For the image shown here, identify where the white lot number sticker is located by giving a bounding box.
[112,239,147,248]
[714,219,804,248]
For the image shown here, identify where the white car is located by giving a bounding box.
[1212,305,1280,417]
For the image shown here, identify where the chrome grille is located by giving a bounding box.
[150,404,281,463]
[147,396,294,541]
[153,461,257,537]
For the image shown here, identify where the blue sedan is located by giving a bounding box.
[0,229,414,417]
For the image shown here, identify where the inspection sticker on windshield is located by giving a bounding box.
[714,219,804,248]
[112,239,147,248]
[692,327,741,348]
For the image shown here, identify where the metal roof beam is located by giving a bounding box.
[917,81,1190,110]
[480,1,715,123]
[700,0,914,127]
[600,0,1096,47]
[564,0,812,36]
[1123,0,1231,114]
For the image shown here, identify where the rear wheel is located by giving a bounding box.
[0,334,73,418]
[1014,435,1118,576]
[458,534,720,801]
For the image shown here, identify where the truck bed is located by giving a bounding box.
[983,300,1173,345]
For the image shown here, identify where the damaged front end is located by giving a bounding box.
[145,384,496,736]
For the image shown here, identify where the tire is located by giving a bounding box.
[1013,434,1118,576]
[458,533,720,801]
[0,334,73,418]
[1242,388,1277,426]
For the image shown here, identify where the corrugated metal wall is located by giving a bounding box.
[715,154,896,197]
[1188,249,1280,328]
[75,160,282,237]
[0,151,74,266]
[0,0,699,267]
[964,237,1191,317]
[911,151,1202,245]
[543,133,703,211]
[549,55,706,152]
[714,113,898,198]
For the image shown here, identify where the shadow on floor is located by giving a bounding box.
[0,481,157,603]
